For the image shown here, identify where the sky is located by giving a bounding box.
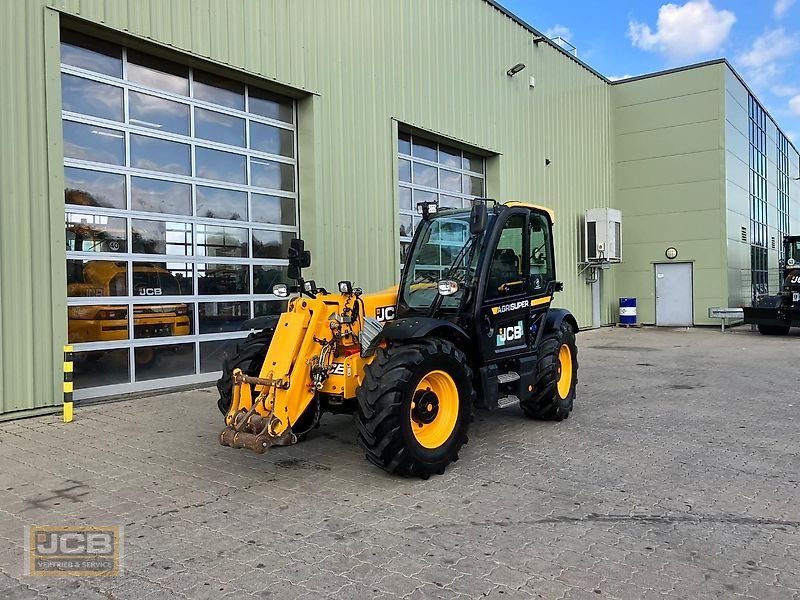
[496,0,800,144]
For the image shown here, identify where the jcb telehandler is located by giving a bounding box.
[743,235,800,335]
[217,200,579,477]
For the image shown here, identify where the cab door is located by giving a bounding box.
[476,209,556,364]
[526,211,557,344]
[477,210,531,363]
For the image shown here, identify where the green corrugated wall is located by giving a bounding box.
[1,3,67,418]
[1,0,614,416]
[612,63,728,325]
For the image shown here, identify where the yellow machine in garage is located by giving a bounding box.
[218,199,579,478]
[67,261,191,344]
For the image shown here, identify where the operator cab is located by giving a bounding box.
[397,200,557,324]
[784,236,800,268]
[393,198,574,414]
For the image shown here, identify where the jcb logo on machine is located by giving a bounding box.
[136,288,162,296]
[790,275,800,284]
[497,320,524,347]
[331,363,345,376]
[376,306,395,322]
[491,300,529,315]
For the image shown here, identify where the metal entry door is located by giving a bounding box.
[655,263,693,326]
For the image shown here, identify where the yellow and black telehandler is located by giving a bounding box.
[217,199,579,478]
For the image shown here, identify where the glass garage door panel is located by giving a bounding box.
[397,132,485,263]
[61,32,296,398]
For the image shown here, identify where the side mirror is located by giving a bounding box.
[287,264,301,280]
[470,201,487,235]
[287,238,311,281]
[288,238,311,269]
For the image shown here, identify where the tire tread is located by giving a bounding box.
[520,322,578,421]
[356,338,474,478]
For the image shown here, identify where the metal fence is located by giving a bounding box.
[735,269,784,307]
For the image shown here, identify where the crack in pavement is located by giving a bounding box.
[402,512,800,532]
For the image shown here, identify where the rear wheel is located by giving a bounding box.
[521,321,578,421]
[134,346,158,368]
[757,324,790,336]
[356,338,473,478]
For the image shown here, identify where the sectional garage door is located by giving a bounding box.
[60,31,298,398]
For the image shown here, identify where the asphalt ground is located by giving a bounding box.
[0,325,798,599]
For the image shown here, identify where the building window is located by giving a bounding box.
[397,132,485,262]
[747,95,768,299]
[776,131,790,266]
[61,31,298,396]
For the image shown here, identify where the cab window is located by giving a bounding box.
[788,240,800,263]
[529,214,554,293]
[486,214,525,299]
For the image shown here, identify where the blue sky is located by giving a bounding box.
[496,0,800,143]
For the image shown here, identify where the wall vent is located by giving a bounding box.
[771,237,776,249]
[741,226,747,242]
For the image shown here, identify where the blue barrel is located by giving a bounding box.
[619,298,637,325]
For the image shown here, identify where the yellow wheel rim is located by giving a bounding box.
[410,370,459,449]
[556,344,573,399]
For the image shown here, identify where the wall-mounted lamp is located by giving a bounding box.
[531,36,545,46]
[506,63,526,77]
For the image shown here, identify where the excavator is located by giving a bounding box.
[217,199,579,477]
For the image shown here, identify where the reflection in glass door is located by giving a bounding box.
[397,132,486,265]
[61,30,299,397]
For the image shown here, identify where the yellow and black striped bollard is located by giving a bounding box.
[63,345,74,423]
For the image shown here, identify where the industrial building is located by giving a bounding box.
[1,0,797,418]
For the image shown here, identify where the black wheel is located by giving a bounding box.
[216,328,273,415]
[521,321,578,421]
[757,324,790,336]
[135,346,158,369]
[356,338,474,478]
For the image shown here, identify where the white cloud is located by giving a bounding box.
[545,25,572,40]
[628,0,736,60]
[608,74,636,81]
[774,0,795,18]
[789,95,800,116]
[772,83,800,97]
[738,28,800,68]
[735,29,800,91]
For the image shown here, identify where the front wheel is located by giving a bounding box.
[356,338,474,478]
[521,321,578,421]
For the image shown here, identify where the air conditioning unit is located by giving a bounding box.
[584,208,622,262]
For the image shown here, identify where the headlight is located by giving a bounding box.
[272,284,289,297]
[303,280,317,294]
[338,280,353,294]
[437,279,459,296]
[416,201,438,215]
